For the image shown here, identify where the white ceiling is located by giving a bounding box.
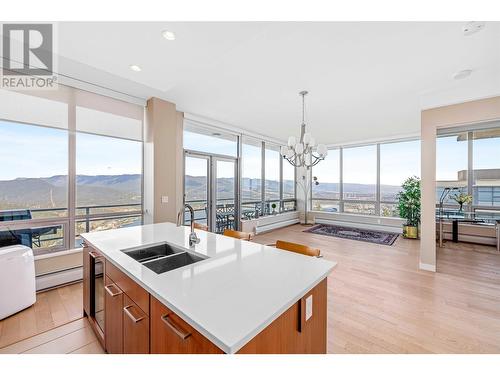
[55,22,500,144]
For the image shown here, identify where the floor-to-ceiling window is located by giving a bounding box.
[312,138,421,218]
[380,140,421,217]
[0,88,144,255]
[311,149,340,213]
[241,137,263,217]
[281,154,296,211]
[436,124,500,220]
[183,123,239,232]
[75,133,143,246]
[436,132,468,209]
[0,120,68,253]
[264,144,281,214]
[472,128,500,209]
[343,145,377,215]
[183,125,296,232]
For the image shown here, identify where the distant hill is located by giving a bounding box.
[0,174,142,210]
[312,182,402,200]
[0,174,403,212]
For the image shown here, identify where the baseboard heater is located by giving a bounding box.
[36,266,83,292]
[255,218,300,234]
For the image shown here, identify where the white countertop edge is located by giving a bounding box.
[91,238,334,354]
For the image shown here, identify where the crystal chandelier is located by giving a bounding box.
[280,91,328,169]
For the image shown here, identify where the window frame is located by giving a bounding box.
[0,88,144,256]
[183,129,297,227]
[311,137,421,217]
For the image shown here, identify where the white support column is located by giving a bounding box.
[419,121,437,272]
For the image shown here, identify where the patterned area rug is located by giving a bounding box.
[304,224,399,246]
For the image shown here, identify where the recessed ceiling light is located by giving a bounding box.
[162,30,176,41]
[463,22,486,36]
[129,64,142,72]
[453,69,473,80]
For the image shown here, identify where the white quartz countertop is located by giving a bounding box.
[81,222,336,353]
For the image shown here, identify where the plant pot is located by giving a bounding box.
[402,225,418,239]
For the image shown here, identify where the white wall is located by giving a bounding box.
[420,96,500,272]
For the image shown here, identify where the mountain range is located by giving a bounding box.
[0,174,403,211]
[0,174,142,210]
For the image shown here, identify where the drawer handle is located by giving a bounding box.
[104,284,122,297]
[123,305,145,323]
[161,314,191,340]
[89,251,102,259]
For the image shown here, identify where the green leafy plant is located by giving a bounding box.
[397,176,421,227]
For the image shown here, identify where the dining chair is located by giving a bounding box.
[275,240,321,257]
[223,229,253,241]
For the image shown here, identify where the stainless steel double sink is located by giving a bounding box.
[122,243,206,274]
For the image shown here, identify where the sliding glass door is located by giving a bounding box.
[184,154,210,227]
[184,152,238,233]
[213,158,237,233]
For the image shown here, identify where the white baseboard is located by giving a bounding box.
[419,262,436,272]
[36,267,83,291]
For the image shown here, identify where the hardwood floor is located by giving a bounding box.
[254,224,500,354]
[2,224,499,354]
[0,282,83,349]
[0,318,104,354]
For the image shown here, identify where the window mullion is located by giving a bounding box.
[68,90,76,250]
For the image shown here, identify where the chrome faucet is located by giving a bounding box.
[177,204,200,247]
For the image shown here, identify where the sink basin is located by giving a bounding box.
[143,252,206,274]
[123,243,184,263]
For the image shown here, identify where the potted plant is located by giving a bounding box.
[271,203,277,215]
[450,192,472,212]
[397,176,421,239]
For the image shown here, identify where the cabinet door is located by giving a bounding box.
[123,295,149,354]
[82,242,90,317]
[104,276,123,354]
[150,296,222,354]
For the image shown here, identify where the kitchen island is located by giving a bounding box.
[81,222,336,354]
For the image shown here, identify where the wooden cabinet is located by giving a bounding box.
[104,276,123,354]
[237,278,327,354]
[84,245,328,354]
[123,295,149,354]
[150,296,223,354]
[106,261,149,315]
[102,260,149,354]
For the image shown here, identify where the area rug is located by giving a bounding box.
[304,224,399,246]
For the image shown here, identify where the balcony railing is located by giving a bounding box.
[0,203,142,255]
[184,198,297,233]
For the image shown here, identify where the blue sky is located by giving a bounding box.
[1,121,498,185]
[0,120,142,181]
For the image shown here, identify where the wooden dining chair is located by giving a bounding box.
[275,240,321,257]
[223,229,253,241]
[193,222,209,231]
